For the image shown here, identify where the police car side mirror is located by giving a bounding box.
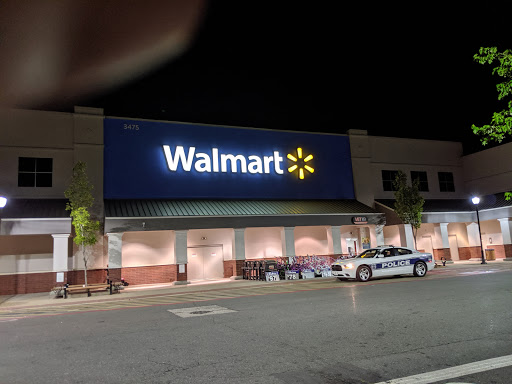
[377,254,384,258]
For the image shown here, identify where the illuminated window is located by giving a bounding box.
[18,157,53,187]
[438,172,455,192]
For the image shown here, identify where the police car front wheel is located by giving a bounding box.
[413,261,427,277]
[356,265,372,282]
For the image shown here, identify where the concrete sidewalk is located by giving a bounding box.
[0,260,508,309]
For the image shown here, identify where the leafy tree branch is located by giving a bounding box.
[393,171,425,248]
[472,47,512,146]
[472,47,512,200]
[64,161,100,286]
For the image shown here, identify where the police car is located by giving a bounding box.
[331,246,434,282]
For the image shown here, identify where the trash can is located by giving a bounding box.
[485,249,496,261]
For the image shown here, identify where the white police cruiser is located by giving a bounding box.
[331,246,434,282]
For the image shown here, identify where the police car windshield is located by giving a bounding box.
[356,249,379,258]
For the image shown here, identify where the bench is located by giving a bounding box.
[52,282,123,299]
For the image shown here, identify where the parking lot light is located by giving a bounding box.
[471,196,487,265]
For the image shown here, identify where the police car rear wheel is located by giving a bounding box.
[356,265,371,282]
[413,261,427,277]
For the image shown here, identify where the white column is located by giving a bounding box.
[399,224,415,249]
[330,225,342,255]
[281,227,295,262]
[466,222,481,247]
[439,223,450,249]
[107,233,123,268]
[375,225,385,247]
[52,234,70,272]
[498,218,512,245]
[174,230,188,265]
[233,228,246,260]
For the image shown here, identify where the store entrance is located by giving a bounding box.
[187,246,224,281]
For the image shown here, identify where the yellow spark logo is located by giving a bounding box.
[287,147,314,179]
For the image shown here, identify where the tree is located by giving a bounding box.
[393,171,425,249]
[64,161,100,286]
[472,47,512,201]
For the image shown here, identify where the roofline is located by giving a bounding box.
[1,218,71,221]
[105,212,382,220]
[105,115,349,138]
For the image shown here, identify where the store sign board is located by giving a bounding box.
[104,118,355,199]
[352,216,368,224]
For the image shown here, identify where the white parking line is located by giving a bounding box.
[375,354,512,384]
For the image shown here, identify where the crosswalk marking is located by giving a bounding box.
[375,354,512,384]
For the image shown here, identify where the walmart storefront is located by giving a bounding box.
[102,117,384,285]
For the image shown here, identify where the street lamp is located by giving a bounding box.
[471,196,487,265]
[0,196,6,236]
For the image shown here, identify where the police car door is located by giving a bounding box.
[373,248,402,277]
[395,247,414,274]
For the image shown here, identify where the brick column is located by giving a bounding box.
[433,223,451,260]
[463,222,483,260]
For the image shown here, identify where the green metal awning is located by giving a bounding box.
[104,199,376,218]
[104,199,383,233]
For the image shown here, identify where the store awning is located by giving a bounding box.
[104,199,383,233]
[105,199,376,217]
[1,199,69,218]
[376,193,512,223]
[0,199,71,235]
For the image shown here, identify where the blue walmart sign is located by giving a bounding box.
[103,118,355,199]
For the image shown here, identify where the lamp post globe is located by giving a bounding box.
[471,196,486,265]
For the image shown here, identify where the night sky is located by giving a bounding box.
[74,3,512,154]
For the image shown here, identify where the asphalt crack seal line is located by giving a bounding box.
[375,354,512,384]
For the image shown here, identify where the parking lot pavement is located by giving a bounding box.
[1,260,510,312]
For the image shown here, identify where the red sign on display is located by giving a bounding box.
[352,216,368,224]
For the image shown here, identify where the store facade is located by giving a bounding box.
[1,107,511,294]
[0,108,385,294]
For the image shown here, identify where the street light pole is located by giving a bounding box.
[0,196,6,236]
[472,197,487,265]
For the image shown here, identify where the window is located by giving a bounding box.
[18,157,53,187]
[438,172,455,192]
[396,248,413,255]
[381,170,399,191]
[357,249,379,258]
[411,171,429,192]
[382,248,395,257]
